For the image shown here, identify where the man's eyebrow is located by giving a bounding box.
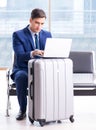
[35,21,44,25]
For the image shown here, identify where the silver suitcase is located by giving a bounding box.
[28,59,74,126]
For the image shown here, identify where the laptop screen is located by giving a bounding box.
[44,38,72,58]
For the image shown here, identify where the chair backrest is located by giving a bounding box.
[69,51,95,73]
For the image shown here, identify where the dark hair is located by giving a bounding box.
[31,8,46,19]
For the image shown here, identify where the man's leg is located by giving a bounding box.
[14,70,28,120]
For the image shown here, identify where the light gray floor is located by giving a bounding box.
[0,70,96,130]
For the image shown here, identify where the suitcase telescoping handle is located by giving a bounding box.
[29,81,33,100]
[29,64,34,100]
[29,62,34,100]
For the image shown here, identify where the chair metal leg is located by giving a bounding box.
[6,69,11,116]
[6,88,11,116]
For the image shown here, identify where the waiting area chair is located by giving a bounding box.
[6,68,15,116]
[69,51,96,95]
[6,53,16,116]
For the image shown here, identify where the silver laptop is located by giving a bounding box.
[44,38,72,58]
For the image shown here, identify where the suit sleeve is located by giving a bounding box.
[12,32,31,68]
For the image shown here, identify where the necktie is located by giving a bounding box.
[34,34,39,49]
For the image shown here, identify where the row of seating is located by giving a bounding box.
[69,51,96,95]
[6,51,96,116]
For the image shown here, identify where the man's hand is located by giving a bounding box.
[32,49,44,57]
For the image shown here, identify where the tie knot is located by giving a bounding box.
[35,33,38,38]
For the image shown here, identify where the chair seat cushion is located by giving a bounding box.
[73,73,94,84]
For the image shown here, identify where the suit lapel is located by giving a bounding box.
[24,26,35,50]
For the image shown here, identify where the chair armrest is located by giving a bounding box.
[6,68,13,86]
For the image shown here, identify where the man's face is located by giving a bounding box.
[29,17,46,33]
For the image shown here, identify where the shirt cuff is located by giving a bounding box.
[30,51,33,58]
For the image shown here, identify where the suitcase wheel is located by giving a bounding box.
[28,116,34,124]
[57,120,62,123]
[69,115,74,123]
[39,120,46,127]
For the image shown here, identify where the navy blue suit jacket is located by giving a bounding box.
[11,25,52,80]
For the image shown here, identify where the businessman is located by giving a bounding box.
[11,8,52,120]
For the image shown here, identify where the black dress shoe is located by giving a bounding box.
[16,110,26,120]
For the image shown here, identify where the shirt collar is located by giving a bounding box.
[28,26,39,36]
